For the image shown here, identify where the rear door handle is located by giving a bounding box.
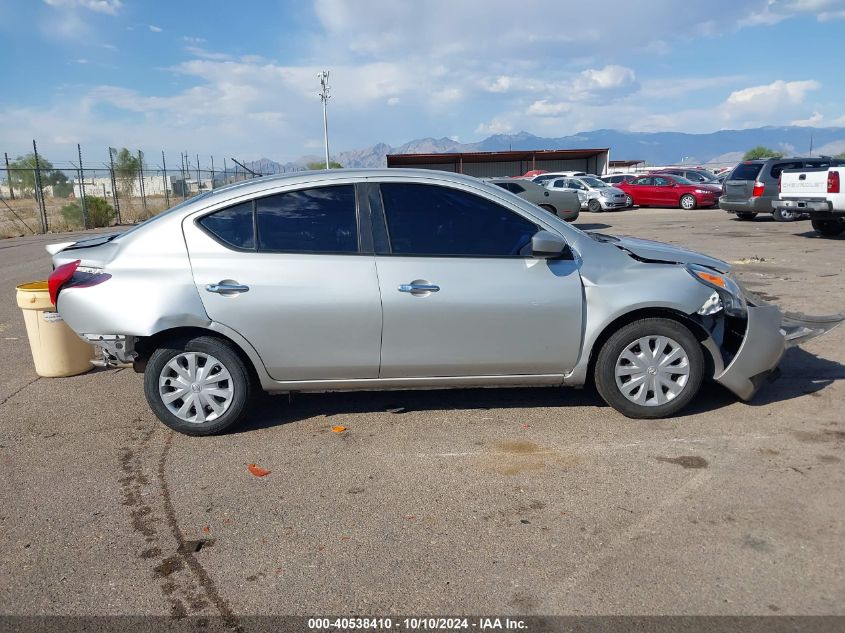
[206,283,250,294]
[398,281,440,295]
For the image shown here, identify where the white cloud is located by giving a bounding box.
[43,0,122,14]
[475,118,513,135]
[526,100,570,117]
[483,76,513,93]
[570,65,639,101]
[791,111,824,126]
[148,25,162,33]
[387,97,400,106]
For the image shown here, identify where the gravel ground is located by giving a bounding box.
[0,208,843,620]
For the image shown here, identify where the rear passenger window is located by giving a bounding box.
[729,163,763,181]
[769,162,803,179]
[198,202,254,249]
[256,185,357,253]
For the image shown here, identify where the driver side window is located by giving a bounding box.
[379,183,539,258]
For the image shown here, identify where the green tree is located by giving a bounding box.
[7,153,70,197]
[60,196,116,229]
[306,160,343,170]
[743,146,783,161]
[834,151,845,160]
[113,147,141,199]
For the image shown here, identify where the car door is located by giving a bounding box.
[372,181,583,378]
[651,176,674,206]
[182,183,383,381]
[629,176,653,204]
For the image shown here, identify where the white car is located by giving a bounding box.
[531,171,591,186]
[546,176,629,212]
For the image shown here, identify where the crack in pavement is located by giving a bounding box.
[0,376,41,407]
[119,422,240,630]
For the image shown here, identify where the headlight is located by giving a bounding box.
[687,264,747,317]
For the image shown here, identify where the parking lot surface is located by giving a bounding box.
[1,208,843,618]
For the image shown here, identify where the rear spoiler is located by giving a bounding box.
[46,241,76,255]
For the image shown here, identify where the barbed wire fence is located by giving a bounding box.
[0,140,305,237]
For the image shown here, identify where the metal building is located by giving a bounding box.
[386,148,610,178]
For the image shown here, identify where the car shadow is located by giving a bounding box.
[234,384,606,434]
[793,230,845,240]
[233,347,844,433]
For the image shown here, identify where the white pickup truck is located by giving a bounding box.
[773,164,845,236]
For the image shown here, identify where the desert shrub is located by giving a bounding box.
[60,196,116,229]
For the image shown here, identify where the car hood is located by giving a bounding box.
[591,233,731,273]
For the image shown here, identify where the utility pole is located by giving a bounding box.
[161,151,170,208]
[318,70,331,169]
[32,139,47,233]
[77,144,88,229]
[4,152,14,200]
[137,150,147,215]
[108,147,121,223]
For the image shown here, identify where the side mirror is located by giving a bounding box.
[531,230,568,258]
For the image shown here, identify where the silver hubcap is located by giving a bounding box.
[159,352,234,424]
[681,196,695,209]
[615,336,690,407]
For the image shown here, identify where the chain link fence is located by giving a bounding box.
[1,142,300,238]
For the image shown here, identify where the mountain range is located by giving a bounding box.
[246,125,845,174]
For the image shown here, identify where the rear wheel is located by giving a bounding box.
[587,199,602,213]
[594,318,704,419]
[811,218,845,236]
[680,194,697,210]
[144,335,253,436]
[773,207,799,222]
[735,212,757,221]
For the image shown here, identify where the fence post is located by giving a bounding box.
[32,139,47,233]
[137,150,147,216]
[77,143,89,229]
[161,151,170,209]
[3,152,14,200]
[108,147,121,224]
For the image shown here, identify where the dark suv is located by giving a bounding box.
[720,157,845,221]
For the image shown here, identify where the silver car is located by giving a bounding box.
[486,178,580,221]
[547,176,629,212]
[47,169,833,435]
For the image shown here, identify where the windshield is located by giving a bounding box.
[580,177,609,188]
[672,176,695,185]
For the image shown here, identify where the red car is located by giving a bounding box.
[617,174,721,209]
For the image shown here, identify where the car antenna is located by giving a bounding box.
[230,158,262,177]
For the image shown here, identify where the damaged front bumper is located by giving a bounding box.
[712,304,844,401]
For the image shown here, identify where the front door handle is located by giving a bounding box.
[206,282,250,295]
[398,281,440,296]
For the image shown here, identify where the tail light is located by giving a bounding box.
[829,171,840,194]
[752,180,765,197]
[48,259,80,305]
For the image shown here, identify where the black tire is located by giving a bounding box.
[144,335,254,436]
[538,204,557,215]
[679,194,697,210]
[812,218,845,236]
[735,212,757,221]
[594,318,704,419]
[773,207,799,222]
[587,199,602,213]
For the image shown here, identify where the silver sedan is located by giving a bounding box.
[47,169,835,435]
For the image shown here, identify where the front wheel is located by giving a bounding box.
[594,318,704,419]
[624,194,633,207]
[680,194,697,210]
[587,199,602,213]
[812,218,845,236]
[144,335,254,436]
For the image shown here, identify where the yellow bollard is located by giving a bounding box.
[15,281,94,377]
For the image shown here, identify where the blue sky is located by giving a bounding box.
[1,0,844,164]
